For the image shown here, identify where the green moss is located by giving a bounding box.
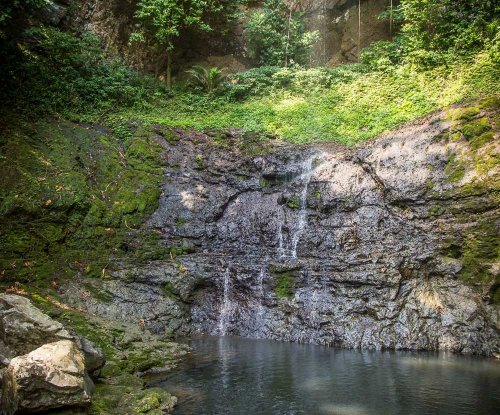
[474,146,500,176]
[287,196,300,209]
[428,204,446,217]
[459,221,499,286]
[461,118,491,141]
[444,154,466,183]
[161,281,178,300]
[469,131,495,151]
[193,154,206,170]
[491,285,500,305]
[175,217,187,226]
[272,271,294,299]
[0,120,166,286]
[426,179,435,192]
[447,106,480,121]
[169,244,190,258]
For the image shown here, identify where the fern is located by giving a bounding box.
[186,65,227,93]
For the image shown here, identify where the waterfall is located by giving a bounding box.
[218,267,231,335]
[277,209,286,258]
[256,267,266,335]
[290,157,315,259]
[278,156,317,259]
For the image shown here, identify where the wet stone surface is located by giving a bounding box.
[63,109,499,356]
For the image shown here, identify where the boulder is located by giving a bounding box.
[0,294,105,376]
[1,340,94,414]
[0,294,72,366]
[72,334,106,378]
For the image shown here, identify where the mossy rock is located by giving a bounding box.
[469,131,495,151]
[0,120,166,285]
[447,106,480,121]
[444,154,466,183]
[478,96,500,111]
[271,269,296,299]
[461,118,491,141]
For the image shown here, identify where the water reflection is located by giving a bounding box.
[155,336,500,415]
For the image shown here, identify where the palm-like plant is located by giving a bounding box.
[186,65,227,93]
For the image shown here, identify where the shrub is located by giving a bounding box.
[186,65,227,94]
[0,27,166,116]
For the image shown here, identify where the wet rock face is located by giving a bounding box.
[289,0,392,65]
[70,0,390,73]
[65,109,499,356]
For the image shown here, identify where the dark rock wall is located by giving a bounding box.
[63,102,500,355]
[68,0,391,75]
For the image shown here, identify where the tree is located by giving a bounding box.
[398,0,500,66]
[0,0,49,39]
[130,0,238,88]
[245,0,318,67]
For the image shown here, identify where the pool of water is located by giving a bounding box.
[155,336,500,415]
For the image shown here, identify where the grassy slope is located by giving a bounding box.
[110,51,499,145]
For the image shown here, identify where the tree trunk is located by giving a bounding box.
[390,0,393,40]
[285,8,292,67]
[358,0,361,61]
[166,50,172,89]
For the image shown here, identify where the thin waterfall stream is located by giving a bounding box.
[217,267,231,335]
[278,155,319,259]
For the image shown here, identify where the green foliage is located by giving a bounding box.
[360,40,403,71]
[132,0,239,49]
[0,0,48,38]
[226,65,364,100]
[0,27,165,116]
[186,65,227,93]
[131,0,239,85]
[392,0,499,67]
[116,49,498,145]
[245,0,318,66]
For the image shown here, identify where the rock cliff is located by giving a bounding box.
[61,99,499,356]
[68,0,391,74]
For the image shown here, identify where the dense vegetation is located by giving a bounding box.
[0,0,498,286]
[1,1,498,145]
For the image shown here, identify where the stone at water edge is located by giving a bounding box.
[0,294,72,366]
[0,294,105,377]
[72,333,106,379]
[1,340,94,414]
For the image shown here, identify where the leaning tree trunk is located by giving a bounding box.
[285,8,292,67]
[390,0,393,40]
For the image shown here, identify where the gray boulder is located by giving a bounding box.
[72,334,106,378]
[0,294,105,376]
[1,340,94,414]
[0,294,72,366]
